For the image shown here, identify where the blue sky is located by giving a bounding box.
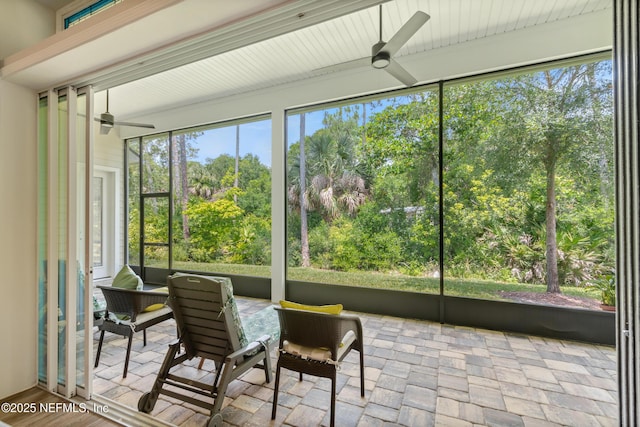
[191,114,326,168]
[193,119,273,166]
[189,93,417,168]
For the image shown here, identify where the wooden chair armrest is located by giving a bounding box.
[225,336,270,364]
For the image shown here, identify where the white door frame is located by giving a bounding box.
[92,167,119,279]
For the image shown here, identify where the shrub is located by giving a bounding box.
[590,272,615,306]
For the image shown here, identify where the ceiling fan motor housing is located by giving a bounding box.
[100,112,115,126]
[99,112,114,135]
[371,41,390,68]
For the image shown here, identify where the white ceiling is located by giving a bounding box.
[3,0,300,87]
[101,0,612,123]
[8,0,613,130]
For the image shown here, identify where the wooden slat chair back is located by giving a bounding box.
[138,274,272,427]
[170,274,245,365]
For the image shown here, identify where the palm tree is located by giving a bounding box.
[188,164,216,200]
[302,127,367,221]
[298,114,310,267]
[288,109,368,267]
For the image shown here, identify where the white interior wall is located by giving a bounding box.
[0,79,38,399]
[0,0,55,59]
[94,127,123,170]
[0,0,55,400]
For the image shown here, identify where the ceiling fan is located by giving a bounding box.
[320,5,430,87]
[95,90,155,135]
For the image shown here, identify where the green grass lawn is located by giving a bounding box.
[169,261,600,303]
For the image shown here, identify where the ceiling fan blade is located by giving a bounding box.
[384,11,430,56]
[114,121,156,129]
[315,56,371,74]
[385,59,417,87]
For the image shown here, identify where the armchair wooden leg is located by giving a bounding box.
[271,363,282,420]
[360,351,365,396]
[330,376,336,427]
[263,349,273,383]
[143,329,147,346]
[123,334,134,378]
[94,330,105,367]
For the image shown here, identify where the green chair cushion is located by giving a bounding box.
[112,265,143,290]
[220,277,248,348]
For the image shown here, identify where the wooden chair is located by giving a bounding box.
[271,306,365,427]
[138,274,272,427]
[94,286,173,378]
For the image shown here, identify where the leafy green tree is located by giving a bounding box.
[363,92,440,205]
[490,61,612,293]
[362,93,441,272]
[231,214,271,265]
[184,191,244,261]
[237,166,271,217]
[287,60,612,292]
[141,134,170,193]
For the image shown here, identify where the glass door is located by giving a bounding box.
[37,86,94,398]
[74,88,92,396]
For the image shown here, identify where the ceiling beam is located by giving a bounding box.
[0,0,181,79]
[78,0,389,91]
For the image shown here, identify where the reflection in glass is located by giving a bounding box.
[37,96,48,384]
[57,94,68,386]
[75,93,87,390]
[93,176,103,268]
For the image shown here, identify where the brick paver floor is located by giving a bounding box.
[92,296,618,426]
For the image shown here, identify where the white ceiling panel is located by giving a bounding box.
[86,0,611,124]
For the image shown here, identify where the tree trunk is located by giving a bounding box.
[362,102,367,145]
[177,134,190,240]
[234,125,240,204]
[299,114,310,267]
[545,158,560,293]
